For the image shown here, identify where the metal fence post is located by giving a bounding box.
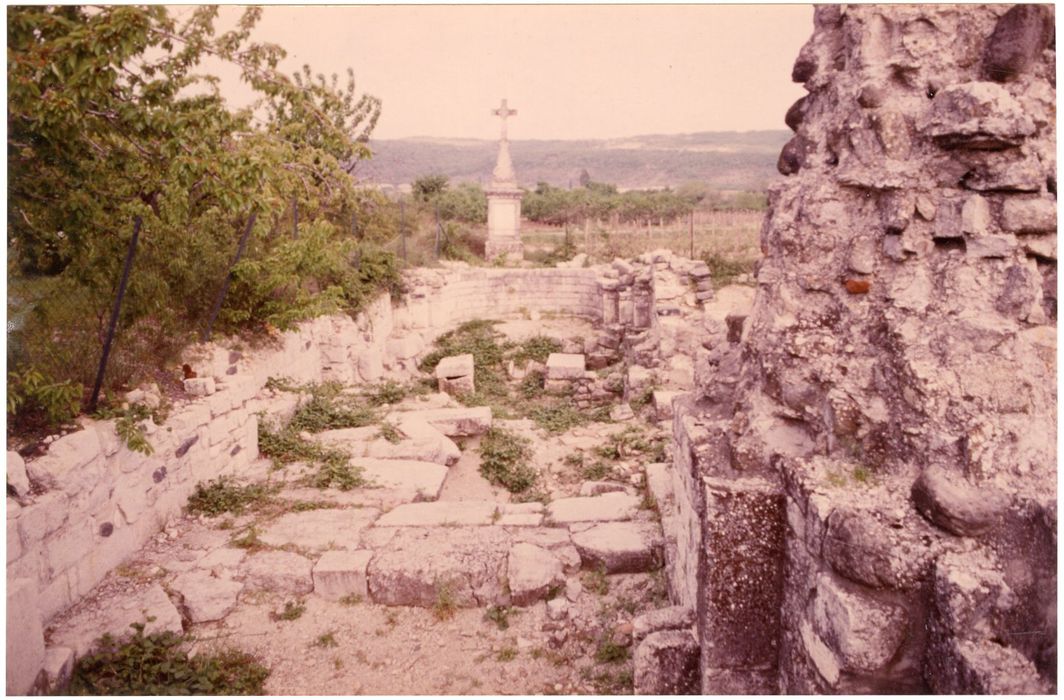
[202,210,258,342]
[89,215,142,411]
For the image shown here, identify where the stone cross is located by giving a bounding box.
[492,99,517,141]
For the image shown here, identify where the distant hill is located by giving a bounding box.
[358,130,790,191]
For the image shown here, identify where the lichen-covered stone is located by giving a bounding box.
[911,465,1010,537]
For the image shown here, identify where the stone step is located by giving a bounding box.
[258,508,380,552]
[545,492,641,524]
[374,500,544,528]
[48,583,183,658]
[389,406,492,437]
[571,521,665,573]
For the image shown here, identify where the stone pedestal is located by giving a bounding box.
[485,187,524,262]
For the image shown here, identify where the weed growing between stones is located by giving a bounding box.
[289,381,378,432]
[230,527,266,552]
[594,639,630,664]
[581,459,619,481]
[270,600,306,622]
[186,478,275,517]
[496,646,518,662]
[313,631,338,648]
[92,398,173,455]
[257,418,366,491]
[594,426,666,462]
[376,420,402,444]
[582,567,610,596]
[512,335,563,366]
[69,624,268,695]
[484,605,512,630]
[433,580,458,621]
[478,427,538,494]
[339,593,363,606]
[528,404,595,434]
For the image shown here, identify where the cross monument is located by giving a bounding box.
[485,98,523,262]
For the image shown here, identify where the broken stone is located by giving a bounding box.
[435,354,474,396]
[922,81,1036,149]
[960,195,992,236]
[367,526,510,607]
[812,573,907,672]
[784,95,809,131]
[930,638,1051,694]
[313,549,373,601]
[633,630,700,695]
[398,407,491,437]
[911,465,1010,537]
[982,4,1054,82]
[578,480,628,497]
[545,493,641,525]
[49,583,183,658]
[375,500,497,527]
[847,237,876,274]
[570,521,663,573]
[351,457,448,503]
[258,508,379,551]
[241,550,314,595]
[778,135,813,175]
[170,570,243,623]
[7,450,30,498]
[7,578,45,694]
[41,646,74,693]
[183,377,215,396]
[609,403,634,421]
[967,234,1016,259]
[1001,198,1056,233]
[546,597,569,621]
[633,606,696,643]
[507,542,564,606]
[545,353,586,381]
[651,390,682,421]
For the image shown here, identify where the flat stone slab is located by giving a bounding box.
[545,353,586,380]
[367,526,511,607]
[375,500,498,527]
[354,458,448,503]
[49,583,183,658]
[435,354,474,380]
[258,508,380,551]
[393,407,492,437]
[546,492,641,524]
[170,570,243,623]
[570,521,665,573]
[316,423,461,467]
[240,550,314,595]
[652,390,683,421]
[313,550,373,601]
[508,542,565,606]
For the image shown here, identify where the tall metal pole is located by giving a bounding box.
[400,200,407,262]
[434,203,442,260]
[89,216,142,411]
[202,211,258,343]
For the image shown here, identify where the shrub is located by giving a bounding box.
[700,252,755,287]
[186,478,273,517]
[7,367,82,435]
[478,427,537,494]
[511,335,562,366]
[288,382,377,433]
[69,624,268,695]
[257,420,365,491]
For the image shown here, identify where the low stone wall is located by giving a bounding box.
[6,264,612,694]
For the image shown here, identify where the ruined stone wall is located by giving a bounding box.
[7,264,620,693]
[681,4,1056,694]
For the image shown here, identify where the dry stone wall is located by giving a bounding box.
[674,3,1056,694]
[6,264,620,694]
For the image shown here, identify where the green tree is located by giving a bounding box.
[7,6,395,430]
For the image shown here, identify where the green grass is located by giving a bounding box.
[69,624,268,695]
[582,567,610,596]
[313,631,338,648]
[512,335,563,365]
[433,580,458,621]
[496,646,518,662]
[478,427,538,494]
[484,605,512,631]
[594,639,630,664]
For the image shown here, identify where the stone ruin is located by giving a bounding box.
[6,4,1057,695]
[655,3,1056,694]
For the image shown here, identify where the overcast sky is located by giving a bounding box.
[193,4,814,141]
